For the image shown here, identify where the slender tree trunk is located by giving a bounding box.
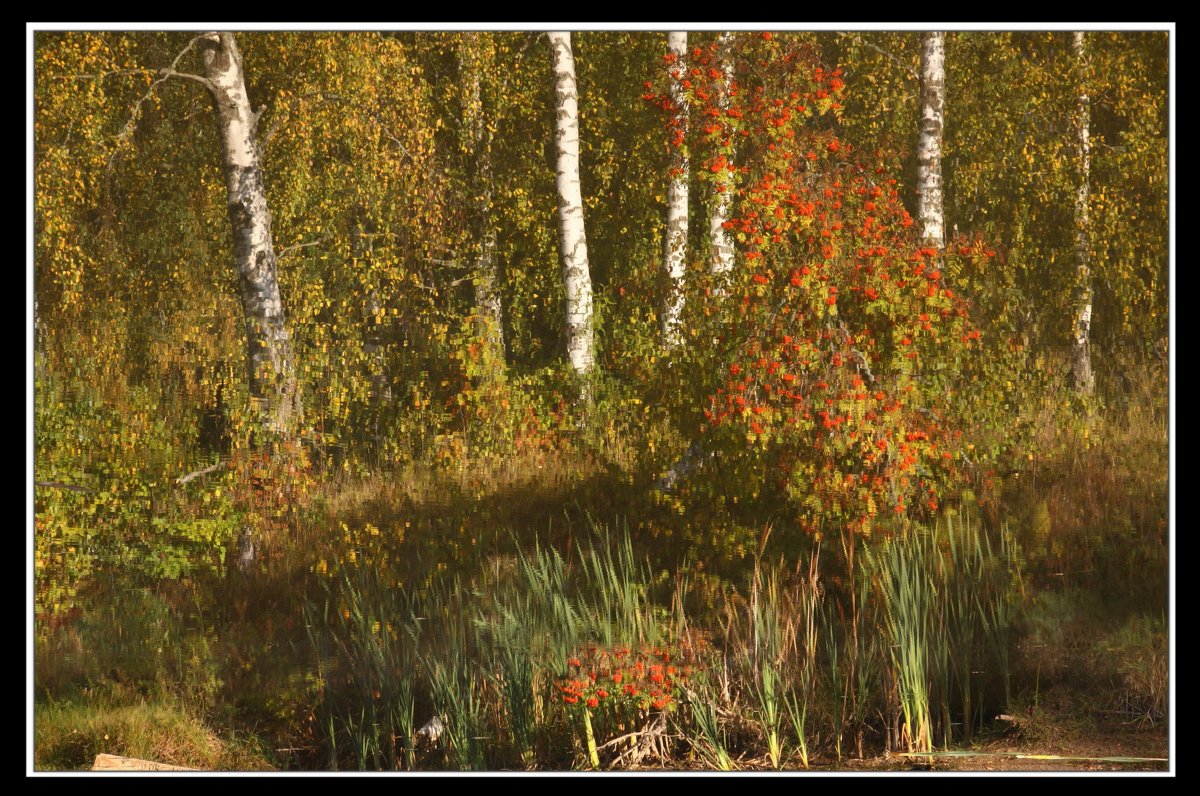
[1071,31,1095,394]
[661,31,689,348]
[472,227,503,365]
[917,31,945,249]
[709,32,737,290]
[364,288,391,440]
[460,33,506,377]
[548,32,595,382]
[198,32,299,438]
[352,218,391,456]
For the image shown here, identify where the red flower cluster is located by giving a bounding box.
[557,645,690,716]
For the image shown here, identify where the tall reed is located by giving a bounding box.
[685,679,736,770]
[784,554,821,768]
[824,553,881,760]
[474,574,539,767]
[865,512,1014,752]
[305,567,418,770]
[724,550,822,769]
[869,529,934,753]
[576,520,663,649]
[421,576,488,770]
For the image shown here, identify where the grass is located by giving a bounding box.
[999,355,1168,615]
[685,680,737,770]
[721,553,822,768]
[1107,615,1168,726]
[305,567,419,770]
[870,529,935,753]
[480,601,538,766]
[31,506,1160,770]
[35,687,274,771]
[32,358,1169,770]
[866,513,1016,753]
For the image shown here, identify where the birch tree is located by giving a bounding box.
[460,33,506,377]
[917,31,945,248]
[161,32,300,438]
[661,31,689,347]
[1071,31,1094,394]
[709,32,737,288]
[548,32,595,382]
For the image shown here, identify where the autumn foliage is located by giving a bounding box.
[645,34,999,541]
[32,30,1168,772]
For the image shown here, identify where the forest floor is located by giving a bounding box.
[636,709,1171,773]
[616,730,1170,773]
[855,724,1170,773]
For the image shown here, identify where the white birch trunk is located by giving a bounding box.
[1071,31,1095,394]
[709,32,737,288]
[661,31,689,348]
[472,228,503,368]
[917,31,945,249]
[548,32,595,380]
[460,34,505,376]
[198,32,299,438]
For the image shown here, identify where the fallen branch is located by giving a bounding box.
[605,711,676,769]
[92,753,198,771]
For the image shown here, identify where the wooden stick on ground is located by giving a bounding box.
[91,753,199,771]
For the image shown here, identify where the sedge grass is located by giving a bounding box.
[305,566,419,770]
[869,527,935,754]
[684,680,736,771]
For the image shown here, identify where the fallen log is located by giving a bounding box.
[91,754,198,771]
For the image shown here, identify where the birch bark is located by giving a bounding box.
[461,34,505,375]
[548,32,595,381]
[709,32,737,288]
[198,32,300,437]
[661,31,689,348]
[1071,31,1095,394]
[917,31,945,249]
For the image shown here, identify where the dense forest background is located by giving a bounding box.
[31,28,1170,772]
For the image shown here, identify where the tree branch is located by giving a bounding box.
[260,91,414,161]
[414,274,475,292]
[110,33,215,163]
[277,236,329,259]
[175,460,226,486]
[156,67,214,90]
[837,32,920,81]
[51,68,156,82]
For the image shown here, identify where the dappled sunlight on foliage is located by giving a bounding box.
[33,29,1168,771]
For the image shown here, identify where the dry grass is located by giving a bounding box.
[34,694,274,771]
[32,350,1170,771]
[995,355,1167,610]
